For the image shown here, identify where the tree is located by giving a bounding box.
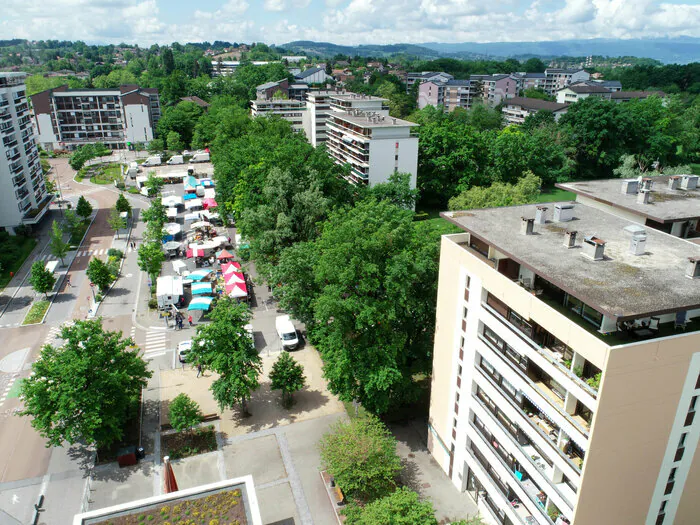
[115,193,132,216]
[144,171,165,196]
[344,488,438,525]
[158,101,204,147]
[169,393,202,434]
[62,209,82,240]
[166,130,184,151]
[86,257,115,292]
[190,298,262,415]
[162,48,175,75]
[368,172,418,209]
[269,352,306,408]
[141,196,167,227]
[522,87,554,101]
[137,241,165,282]
[48,220,69,266]
[148,138,164,153]
[318,415,402,502]
[20,319,151,448]
[107,207,126,239]
[522,110,556,131]
[523,57,546,73]
[449,171,542,210]
[76,195,93,220]
[29,261,56,298]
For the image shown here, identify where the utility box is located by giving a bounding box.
[554,204,574,222]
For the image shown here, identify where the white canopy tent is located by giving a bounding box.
[184,199,203,210]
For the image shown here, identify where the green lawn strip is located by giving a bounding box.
[127,187,140,194]
[536,187,576,203]
[691,164,700,176]
[90,163,123,185]
[23,300,50,325]
[343,400,368,419]
[0,235,37,291]
[7,378,24,399]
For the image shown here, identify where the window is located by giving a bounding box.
[458,365,463,377]
[455,392,460,403]
[676,432,687,462]
[685,396,697,427]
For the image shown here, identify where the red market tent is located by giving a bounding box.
[221,261,242,274]
[225,272,246,285]
[186,248,205,258]
[216,249,234,260]
[202,198,218,209]
[225,281,248,298]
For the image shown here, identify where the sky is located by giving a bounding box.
[1,0,699,47]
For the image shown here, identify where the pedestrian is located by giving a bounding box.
[66,275,71,287]
[188,314,193,327]
[196,364,203,378]
[228,236,231,245]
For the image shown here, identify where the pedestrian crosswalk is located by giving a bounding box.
[143,330,167,357]
[43,320,75,347]
[34,245,136,261]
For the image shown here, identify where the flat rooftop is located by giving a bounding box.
[443,202,700,320]
[329,93,388,102]
[332,112,418,128]
[557,176,700,223]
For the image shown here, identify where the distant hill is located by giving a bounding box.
[283,38,699,64]
[421,38,700,64]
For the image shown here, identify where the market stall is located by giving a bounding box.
[189,269,213,281]
[162,195,183,207]
[191,282,213,295]
[188,297,213,311]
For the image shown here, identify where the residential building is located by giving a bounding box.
[32,84,161,151]
[0,72,50,233]
[501,97,569,125]
[611,91,667,103]
[212,60,271,76]
[469,75,519,107]
[328,93,390,115]
[289,83,310,101]
[591,80,622,92]
[73,476,262,525]
[256,79,289,100]
[428,201,700,525]
[294,67,330,85]
[556,82,612,104]
[407,71,454,93]
[544,68,590,95]
[180,96,210,110]
[419,79,473,111]
[418,80,447,109]
[282,55,306,63]
[516,72,547,92]
[250,98,306,133]
[302,90,335,146]
[557,175,700,239]
[325,110,418,188]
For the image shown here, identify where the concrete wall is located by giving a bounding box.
[34,112,58,149]
[124,104,153,143]
[367,135,418,188]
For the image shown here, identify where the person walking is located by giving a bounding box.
[66,275,71,287]
[196,364,203,378]
[188,314,193,327]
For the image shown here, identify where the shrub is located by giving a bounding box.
[107,248,124,259]
[95,293,104,303]
[148,296,158,310]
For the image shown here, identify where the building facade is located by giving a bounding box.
[302,90,335,146]
[544,69,590,95]
[250,98,306,133]
[407,71,454,93]
[469,75,519,107]
[428,202,700,525]
[556,82,612,104]
[325,111,418,188]
[294,67,330,85]
[32,85,160,151]
[0,73,50,233]
[501,97,569,126]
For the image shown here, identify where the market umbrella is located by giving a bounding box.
[189,269,213,281]
[221,261,242,274]
[164,223,181,235]
[163,241,181,251]
[211,236,229,247]
[186,248,205,258]
[202,198,218,209]
[191,282,213,295]
[226,282,248,298]
[163,456,179,493]
[183,193,197,201]
[225,272,245,285]
[187,297,213,310]
[216,249,234,260]
[200,178,215,187]
[161,195,183,207]
[190,221,211,230]
[203,188,216,199]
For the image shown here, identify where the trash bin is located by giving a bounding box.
[136,447,146,460]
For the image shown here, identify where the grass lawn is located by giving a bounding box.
[691,164,700,175]
[90,163,123,185]
[343,400,368,420]
[536,187,576,203]
[161,425,217,460]
[0,234,37,291]
[23,300,50,325]
[127,186,141,194]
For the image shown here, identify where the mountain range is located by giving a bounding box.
[283,38,700,64]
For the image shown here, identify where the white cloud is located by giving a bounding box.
[264,0,286,11]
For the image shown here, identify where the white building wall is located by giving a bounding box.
[123,104,153,143]
[34,112,59,149]
[366,135,418,188]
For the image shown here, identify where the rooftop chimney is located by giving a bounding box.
[563,230,577,248]
[520,217,535,236]
[582,235,606,261]
[629,233,647,255]
[637,189,651,204]
[681,175,699,190]
[641,177,653,191]
[668,176,681,190]
[687,257,700,279]
[621,179,638,194]
[553,203,574,222]
[535,206,548,225]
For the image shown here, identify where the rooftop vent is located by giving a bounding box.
[535,206,548,225]
[621,179,638,195]
[563,230,577,248]
[687,257,700,279]
[582,235,606,261]
[637,189,651,204]
[520,217,535,235]
[629,232,647,255]
[681,175,699,190]
[641,177,653,191]
[553,203,574,222]
[668,176,681,190]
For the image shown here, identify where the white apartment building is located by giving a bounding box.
[501,97,569,126]
[250,99,306,133]
[0,73,50,233]
[325,110,418,187]
[544,69,590,95]
[556,82,612,104]
[32,85,161,151]
[302,90,335,147]
[429,202,700,525]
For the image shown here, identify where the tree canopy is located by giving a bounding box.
[344,487,438,525]
[29,260,56,298]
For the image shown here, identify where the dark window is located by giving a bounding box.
[695,374,700,390]
[664,481,674,496]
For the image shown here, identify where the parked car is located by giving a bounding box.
[177,340,192,363]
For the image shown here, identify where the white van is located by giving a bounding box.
[190,152,210,163]
[143,155,162,167]
[126,161,139,178]
[167,155,184,165]
[275,315,299,350]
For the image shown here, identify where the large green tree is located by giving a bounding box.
[190,298,262,415]
[86,258,115,292]
[76,195,93,220]
[137,241,165,282]
[29,261,56,298]
[269,352,306,408]
[48,220,69,266]
[344,487,438,525]
[319,415,402,502]
[157,101,204,147]
[20,319,151,448]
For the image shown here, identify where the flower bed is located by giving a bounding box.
[161,425,217,460]
[91,489,248,524]
[22,300,50,325]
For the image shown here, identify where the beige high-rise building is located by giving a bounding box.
[427,201,700,525]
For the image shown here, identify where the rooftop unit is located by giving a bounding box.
[621,179,638,194]
[582,235,606,261]
[520,217,535,235]
[668,176,681,190]
[681,175,698,190]
[554,203,574,222]
[637,189,651,204]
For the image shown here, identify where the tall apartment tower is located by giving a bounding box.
[0,73,49,233]
[32,85,160,151]
[302,90,334,146]
[428,202,700,525]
